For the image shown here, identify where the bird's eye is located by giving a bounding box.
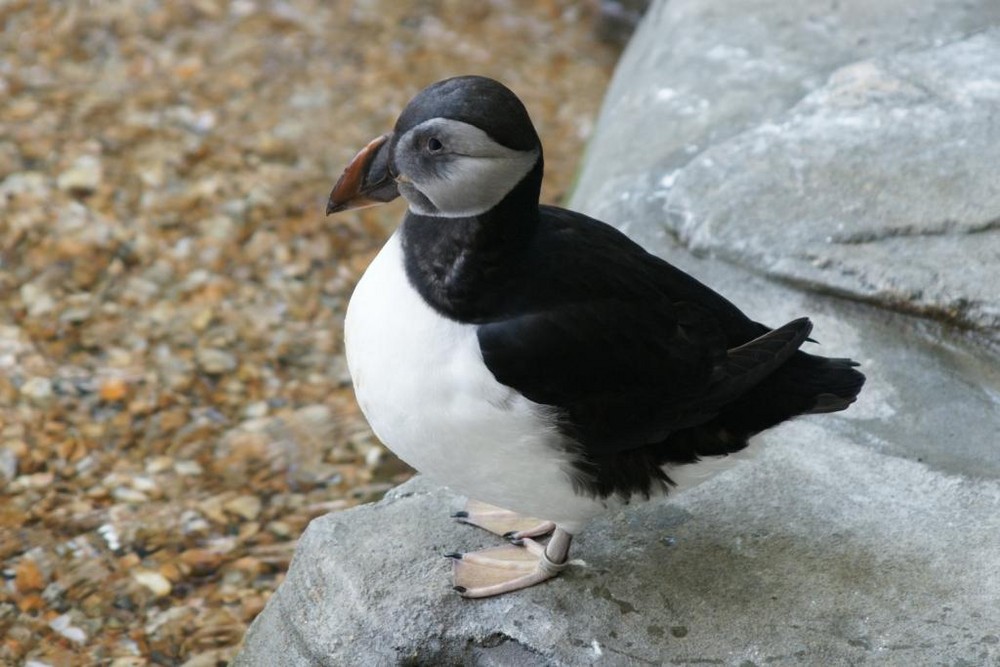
[426,137,444,153]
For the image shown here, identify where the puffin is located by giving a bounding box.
[326,75,865,598]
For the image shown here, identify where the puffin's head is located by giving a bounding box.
[326,76,542,219]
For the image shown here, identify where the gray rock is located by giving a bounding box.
[665,34,1000,333]
[235,257,1000,665]
[574,1,1000,336]
[578,0,1000,202]
[236,369,1000,664]
[596,0,652,46]
[237,1,1000,664]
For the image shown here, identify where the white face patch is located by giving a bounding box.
[393,118,539,218]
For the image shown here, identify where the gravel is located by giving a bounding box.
[0,1,616,664]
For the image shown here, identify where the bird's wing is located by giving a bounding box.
[478,295,811,454]
[476,206,812,454]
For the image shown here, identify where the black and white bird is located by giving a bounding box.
[327,76,865,598]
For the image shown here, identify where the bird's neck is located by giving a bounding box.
[399,161,543,322]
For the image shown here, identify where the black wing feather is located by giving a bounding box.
[400,182,864,500]
[475,207,821,455]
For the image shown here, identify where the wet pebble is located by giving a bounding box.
[132,570,173,598]
[223,495,263,521]
[196,348,238,374]
[56,155,102,196]
[0,0,615,664]
[19,377,53,404]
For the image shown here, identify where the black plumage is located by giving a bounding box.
[329,75,866,598]
[399,176,864,499]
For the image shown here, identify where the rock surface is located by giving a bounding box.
[235,271,1000,665]
[575,1,1000,336]
[665,35,1000,331]
[236,0,1000,664]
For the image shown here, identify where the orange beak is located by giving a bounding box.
[326,134,399,215]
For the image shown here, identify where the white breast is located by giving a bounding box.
[344,232,603,528]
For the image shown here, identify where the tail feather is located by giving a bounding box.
[656,324,865,462]
[723,317,812,378]
[717,350,865,438]
[707,317,814,405]
[795,355,866,415]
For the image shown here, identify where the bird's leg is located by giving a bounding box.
[451,499,556,540]
[447,527,574,598]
